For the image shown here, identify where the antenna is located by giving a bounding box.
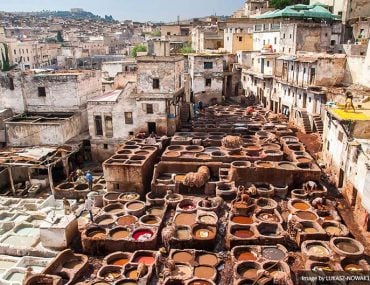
[177,15,180,25]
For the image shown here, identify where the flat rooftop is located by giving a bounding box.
[328,105,370,121]
[89,89,123,103]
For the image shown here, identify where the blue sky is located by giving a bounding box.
[0,0,244,22]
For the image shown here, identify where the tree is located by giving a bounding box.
[180,42,195,54]
[1,43,13,71]
[56,31,64,42]
[269,0,293,9]
[131,44,147,58]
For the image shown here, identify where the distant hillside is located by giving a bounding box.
[12,10,116,22]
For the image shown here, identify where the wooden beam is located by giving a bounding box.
[7,167,16,196]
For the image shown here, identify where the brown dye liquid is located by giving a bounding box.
[127,202,143,210]
[144,218,158,225]
[111,258,129,266]
[117,216,136,226]
[345,264,363,271]
[323,215,334,220]
[63,260,80,269]
[297,157,311,163]
[194,266,215,279]
[175,213,196,226]
[89,231,106,238]
[296,211,316,220]
[238,252,257,261]
[148,208,164,216]
[108,208,123,214]
[232,216,253,224]
[234,202,249,209]
[111,230,129,240]
[165,151,179,157]
[98,218,114,226]
[233,229,254,238]
[293,202,310,210]
[194,229,211,239]
[325,226,342,235]
[336,242,359,253]
[127,269,139,279]
[243,268,258,279]
[304,227,318,234]
[257,162,272,168]
[197,154,211,159]
[198,254,218,266]
[173,251,193,263]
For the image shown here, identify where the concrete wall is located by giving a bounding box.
[253,31,280,52]
[280,24,332,55]
[137,57,184,94]
[6,112,83,146]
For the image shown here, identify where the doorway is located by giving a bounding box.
[148,122,157,134]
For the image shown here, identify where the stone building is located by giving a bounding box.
[274,53,346,133]
[223,20,254,53]
[0,69,102,146]
[191,26,224,53]
[101,59,137,91]
[88,56,185,161]
[188,54,224,104]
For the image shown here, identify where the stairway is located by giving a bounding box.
[312,114,324,135]
[180,103,190,123]
[301,110,312,134]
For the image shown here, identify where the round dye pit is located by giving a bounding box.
[87,228,106,239]
[232,216,253,225]
[102,270,121,280]
[232,229,254,238]
[194,266,216,279]
[111,258,129,266]
[132,229,153,241]
[165,151,181,158]
[307,245,329,257]
[115,281,137,285]
[141,215,160,225]
[197,254,218,266]
[147,207,165,216]
[97,217,115,226]
[133,255,155,265]
[292,201,310,211]
[173,264,193,280]
[262,248,285,260]
[175,213,196,226]
[173,251,193,263]
[117,215,137,226]
[127,269,139,279]
[179,203,196,211]
[110,229,130,240]
[257,212,280,223]
[194,228,213,239]
[335,242,360,253]
[176,228,191,239]
[304,227,318,234]
[75,183,89,191]
[325,225,342,236]
[126,202,145,211]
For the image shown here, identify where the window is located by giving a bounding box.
[114,183,119,190]
[243,76,246,81]
[205,78,212,87]
[303,68,306,74]
[327,141,330,151]
[178,75,182,88]
[331,40,336,46]
[204,62,213,69]
[239,36,243,42]
[153,78,160,89]
[125,112,133,124]
[266,61,270,67]
[308,97,312,103]
[290,34,292,39]
[283,34,286,39]
[14,49,16,55]
[94,116,103,136]
[9,78,14,90]
[105,116,113,138]
[146,104,154,114]
[38,87,46,97]
[103,144,108,149]
[274,37,277,44]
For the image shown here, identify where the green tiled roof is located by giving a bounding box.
[256,3,339,20]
